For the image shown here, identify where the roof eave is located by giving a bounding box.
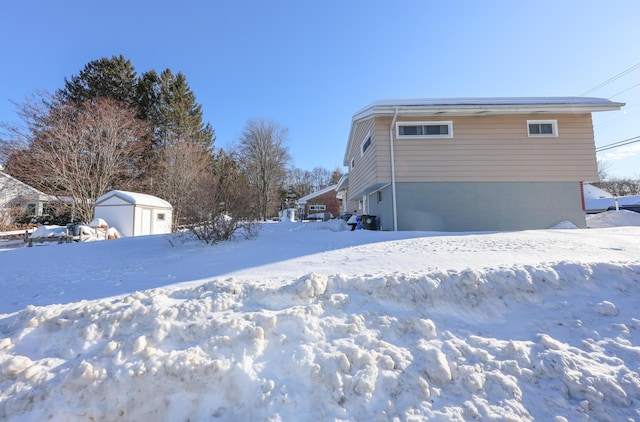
[354,103,624,121]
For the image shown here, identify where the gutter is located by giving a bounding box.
[390,108,399,231]
[352,99,625,122]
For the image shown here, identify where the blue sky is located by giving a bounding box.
[1,1,639,178]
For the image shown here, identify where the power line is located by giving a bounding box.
[581,61,640,96]
[609,81,640,99]
[596,135,640,152]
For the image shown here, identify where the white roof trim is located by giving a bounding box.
[95,190,172,209]
[298,184,338,204]
[352,97,624,121]
[335,174,349,192]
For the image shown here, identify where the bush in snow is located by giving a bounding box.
[178,152,259,244]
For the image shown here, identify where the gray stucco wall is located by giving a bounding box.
[366,186,393,231]
[367,182,586,232]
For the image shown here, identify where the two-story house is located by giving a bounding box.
[342,97,623,231]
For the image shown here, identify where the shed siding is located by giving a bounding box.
[94,205,134,237]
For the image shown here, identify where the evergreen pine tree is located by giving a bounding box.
[154,69,214,149]
[57,55,138,107]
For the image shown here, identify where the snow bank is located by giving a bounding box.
[89,217,108,227]
[587,209,640,228]
[549,220,578,229]
[29,225,67,238]
[2,261,640,421]
[2,217,640,420]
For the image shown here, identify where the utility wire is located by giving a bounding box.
[596,135,640,152]
[581,61,640,96]
[609,81,640,99]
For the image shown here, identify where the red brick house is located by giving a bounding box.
[297,184,342,221]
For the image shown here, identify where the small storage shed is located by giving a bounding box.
[94,190,172,237]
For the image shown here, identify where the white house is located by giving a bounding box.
[583,183,640,214]
[0,170,55,225]
[94,190,172,237]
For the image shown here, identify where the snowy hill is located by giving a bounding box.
[1,211,640,421]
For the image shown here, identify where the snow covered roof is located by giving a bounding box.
[298,184,338,204]
[335,174,349,200]
[583,183,614,200]
[95,190,172,209]
[352,97,624,121]
[583,183,640,213]
[0,171,55,202]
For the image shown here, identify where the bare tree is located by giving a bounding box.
[593,158,640,196]
[0,201,26,230]
[150,139,212,229]
[596,177,640,197]
[330,166,344,185]
[234,119,290,221]
[310,166,332,191]
[2,98,149,223]
[286,167,313,197]
[181,149,257,244]
[597,157,611,182]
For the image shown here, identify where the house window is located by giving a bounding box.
[309,205,326,211]
[351,158,355,169]
[376,191,382,203]
[157,213,165,221]
[397,121,453,138]
[360,134,372,156]
[527,120,558,137]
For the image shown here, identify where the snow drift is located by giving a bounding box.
[1,211,640,421]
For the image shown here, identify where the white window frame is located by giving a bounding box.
[527,120,558,137]
[309,204,326,211]
[360,132,372,156]
[396,121,453,139]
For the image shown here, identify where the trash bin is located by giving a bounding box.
[67,223,81,237]
[361,215,377,230]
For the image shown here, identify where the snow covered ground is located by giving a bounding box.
[1,211,640,421]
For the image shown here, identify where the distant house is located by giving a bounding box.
[0,170,55,225]
[94,190,172,237]
[342,97,624,231]
[583,183,640,214]
[297,184,342,220]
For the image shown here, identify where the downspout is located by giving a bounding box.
[389,108,399,231]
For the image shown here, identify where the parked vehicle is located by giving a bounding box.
[607,205,640,213]
[338,211,353,222]
[307,212,334,221]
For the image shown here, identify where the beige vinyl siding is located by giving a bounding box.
[374,118,392,174]
[389,114,598,182]
[345,117,377,199]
